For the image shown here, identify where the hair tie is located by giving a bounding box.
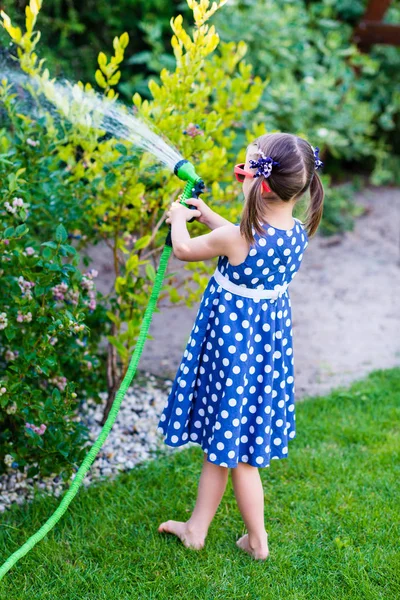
[249,150,280,179]
[311,146,324,170]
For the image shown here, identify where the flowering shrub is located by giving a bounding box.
[0,166,108,480]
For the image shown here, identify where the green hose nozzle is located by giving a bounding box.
[165,159,205,247]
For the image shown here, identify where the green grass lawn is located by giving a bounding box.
[1,367,399,600]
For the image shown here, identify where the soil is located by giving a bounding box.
[82,185,400,402]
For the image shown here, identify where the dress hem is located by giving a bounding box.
[160,434,295,469]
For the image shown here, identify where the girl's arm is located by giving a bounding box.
[172,220,237,262]
[205,211,234,230]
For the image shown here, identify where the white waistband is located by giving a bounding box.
[213,267,288,300]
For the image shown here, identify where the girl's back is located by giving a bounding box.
[218,217,308,290]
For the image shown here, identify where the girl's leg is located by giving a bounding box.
[158,452,229,549]
[230,462,269,560]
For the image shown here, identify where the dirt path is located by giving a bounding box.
[85,185,400,401]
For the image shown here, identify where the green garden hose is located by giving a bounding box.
[0,159,204,581]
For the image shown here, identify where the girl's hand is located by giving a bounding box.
[182,196,216,227]
[166,200,201,224]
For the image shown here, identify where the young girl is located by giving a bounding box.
[156,132,324,560]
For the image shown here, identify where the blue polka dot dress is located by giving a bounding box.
[157,217,309,468]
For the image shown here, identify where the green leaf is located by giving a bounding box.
[115,143,127,155]
[145,263,156,282]
[41,241,58,249]
[4,327,16,341]
[4,226,15,238]
[55,224,68,243]
[134,235,151,250]
[105,172,117,188]
[15,224,28,236]
[106,310,121,327]
[52,388,61,402]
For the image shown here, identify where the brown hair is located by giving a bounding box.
[240,133,325,245]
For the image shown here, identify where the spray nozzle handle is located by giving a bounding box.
[181,180,205,223]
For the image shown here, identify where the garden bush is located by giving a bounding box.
[0,160,106,480]
[213,0,400,185]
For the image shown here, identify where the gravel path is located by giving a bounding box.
[1,185,399,513]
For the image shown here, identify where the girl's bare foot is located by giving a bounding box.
[236,532,270,560]
[158,520,206,550]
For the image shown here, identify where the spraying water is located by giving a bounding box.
[1,65,184,171]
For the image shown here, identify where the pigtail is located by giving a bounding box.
[304,171,324,238]
[239,176,266,245]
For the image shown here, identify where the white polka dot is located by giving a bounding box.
[232,418,240,426]
[225,292,232,300]
[276,419,283,427]
[228,398,237,406]
[224,430,233,439]
[171,435,179,443]
[233,272,240,279]
[235,332,243,341]
[228,450,235,458]
[249,405,257,413]
[244,267,252,275]
[228,345,236,353]
[273,438,282,445]
[256,456,264,464]
[256,436,263,444]
[229,312,238,321]
[236,299,244,308]
[222,358,230,366]
[217,442,225,450]
[221,410,229,418]
[242,320,250,329]
[259,238,266,246]
[209,453,217,461]
[223,325,231,334]
[241,435,248,443]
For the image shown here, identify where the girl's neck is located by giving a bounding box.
[259,200,296,228]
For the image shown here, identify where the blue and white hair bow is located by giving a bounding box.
[311,146,324,170]
[249,150,280,179]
